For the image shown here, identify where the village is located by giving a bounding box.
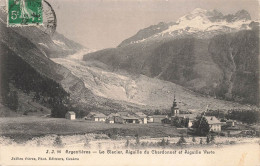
[64,96,257,137]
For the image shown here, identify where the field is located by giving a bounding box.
[0,117,182,142]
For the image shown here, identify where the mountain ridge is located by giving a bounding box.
[118,8,256,47]
[84,8,259,106]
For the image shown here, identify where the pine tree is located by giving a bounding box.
[135,135,140,145]
[206,135,210,144]
[177,135,186,145]
[125,139,130,147]
[210,135,215,142]
[166,139,170,145]
[193,116,210,136]
[192,136,196,143]
[200,138,203,145]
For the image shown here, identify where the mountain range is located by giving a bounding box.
[0,7,258,117]
[84,8,259,106]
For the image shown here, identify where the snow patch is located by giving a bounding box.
[38,43,48,48]
[53,40,66,47]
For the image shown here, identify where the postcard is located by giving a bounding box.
[0,0,259,165]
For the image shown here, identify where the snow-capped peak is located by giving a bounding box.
[190,8,207,14]
[119,8,256,46]
[130,8,255,44]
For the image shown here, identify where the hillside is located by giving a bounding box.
[0,7,142,116]
[0,6,84,58]
[84,9,259,106]
[54,56,254,111]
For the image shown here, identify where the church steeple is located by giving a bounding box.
[171,95,179,116]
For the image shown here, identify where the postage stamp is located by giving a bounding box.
[7,0,43,26]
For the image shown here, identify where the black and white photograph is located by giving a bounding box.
[0,0,259,165]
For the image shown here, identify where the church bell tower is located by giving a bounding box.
[171,95,179,116]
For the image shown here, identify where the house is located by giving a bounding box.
[114,115,139,124]
[226,120,236,127]
[65,111,76,120]
[134,112,147,124]
[205,116,222,132]
[152,115,168,123]
[147,116,154,123]
[87,112,107,122]
[107,113,120,118]
[85,112,96,120]
[175,114,197,128]
[106,117,115,123]
[117,111,130,116]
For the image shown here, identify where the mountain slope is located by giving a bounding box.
[84,9,259,106]
[0,8,142,116]
[0,6,84,58]
[54,56,255,111]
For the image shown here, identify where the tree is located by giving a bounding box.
[200,138,203,145]
[177,135,186,145]
[9,91,19,111]
[166,139,170,145]
[193,116,210,136]
[135,135,140,145]
[206,135,210,144]
[192,136,196,143]
[210,135,215,142]
[53,136,64,148]
[160,138,166,146]
[154,110,161,115]
[125,139,130,147]
[171,116,185,127]
[84,138,90,148]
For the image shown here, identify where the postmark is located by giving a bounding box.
[41,0,56,35]
[7,0,43,26]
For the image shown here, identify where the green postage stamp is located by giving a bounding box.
[8,0,43,26]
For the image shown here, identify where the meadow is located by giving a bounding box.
[0,117,182,142]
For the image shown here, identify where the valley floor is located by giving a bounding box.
[0,116,182,142]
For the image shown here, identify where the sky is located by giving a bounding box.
[47,0,260,50]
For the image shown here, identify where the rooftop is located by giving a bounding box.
[204,116,221,125]
[121,115,139,120]
[176,114,197,119]
[135,112,147,118]
[117,112,129,116]
[152,115,168,118]
[67,111,75,115]
[93,113,107,118]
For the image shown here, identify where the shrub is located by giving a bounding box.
[141,142,146,147]
[219,132,225,136]
[53,136,64,148]
[160,138,166,146]
[84,138,90,148]
[166,139,170,145]
[98,143,102,149]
